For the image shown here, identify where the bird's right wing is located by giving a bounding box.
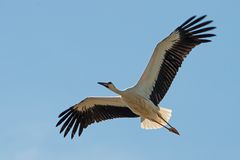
[56,96,138,139]
[134,15,215,105]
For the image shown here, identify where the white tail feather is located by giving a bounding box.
[140,107,172,130]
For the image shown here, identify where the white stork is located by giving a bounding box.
[56,15,215,139]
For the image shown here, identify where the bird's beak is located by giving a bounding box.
[97,82,108,87]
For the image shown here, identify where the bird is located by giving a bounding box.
[56,15,215,139]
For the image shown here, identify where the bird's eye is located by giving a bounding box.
[108,82,112,84]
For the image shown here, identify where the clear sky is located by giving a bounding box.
[1,0,239,160]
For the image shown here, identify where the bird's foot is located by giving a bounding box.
[168,127,180,135]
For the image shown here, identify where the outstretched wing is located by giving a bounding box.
[135,15,216,105]
[56,97,138,139]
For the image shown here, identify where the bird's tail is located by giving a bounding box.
[140,107,172,129]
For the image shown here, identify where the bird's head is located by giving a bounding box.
[97,81,122,95]
[97,82,114,89]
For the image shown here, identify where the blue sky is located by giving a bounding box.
[0,0,239,160]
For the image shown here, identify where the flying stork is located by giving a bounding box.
[56,15,215,139]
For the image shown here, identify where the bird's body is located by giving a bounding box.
[56,15,216,139]
[121,88,157,120]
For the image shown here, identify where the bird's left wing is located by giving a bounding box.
[56,96,138,139]
[134,15,215,106]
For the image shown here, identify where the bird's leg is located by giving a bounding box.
[151,118,179,135]
[156,121,171,130]
[156,113,180,135]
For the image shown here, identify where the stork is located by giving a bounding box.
[56,15,215,139]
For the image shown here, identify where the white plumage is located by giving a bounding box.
[56,15,215,139]
[141,107,172,129]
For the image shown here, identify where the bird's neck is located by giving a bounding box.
[108,85,123,95]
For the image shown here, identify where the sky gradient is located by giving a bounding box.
[1,0,239,160]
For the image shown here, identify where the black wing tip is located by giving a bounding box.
[177,15,214,30]
[56,107,75,127]
[199,39,212,43]
[56,104,88,139]
[56,105,81,139]
[58,106,74,118]
[206,33,216,37]
[203,26,216,31]
[176,15,195,30]
[56,121,62,127]
[194,15,207,23]
[200,14,207,19]
[211,26,217,30]
[177,15,216,43]
[64,131,68,137]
